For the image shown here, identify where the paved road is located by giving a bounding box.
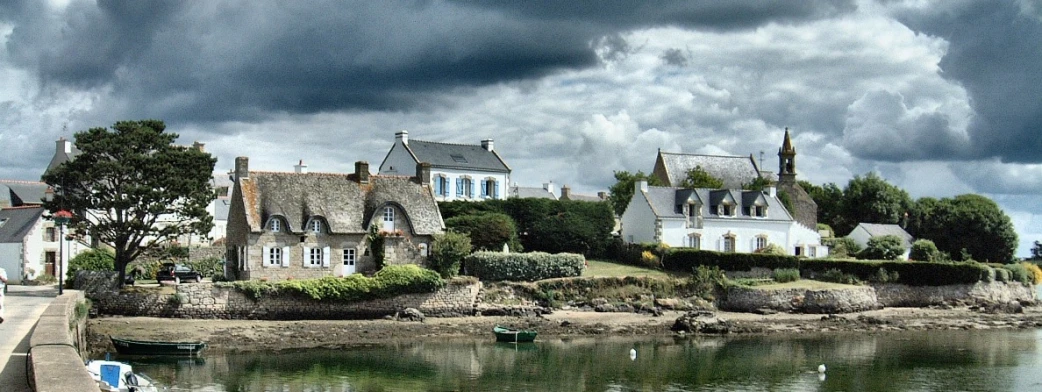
[0,285,58,392]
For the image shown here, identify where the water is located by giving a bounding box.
[97,329,1042,391]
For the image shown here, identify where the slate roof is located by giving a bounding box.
[508,186,557,200]
[0,180,49,207]
[403,140,510,173]
[238,171,443,235]
[213,197,231,221]
[641,186,793,221]
[655,151,763,188]
[0,206,44,243]
[849,223,914,248]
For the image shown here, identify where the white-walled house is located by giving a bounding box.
[846,223,914,260]
[621,180,826,257]
[378,131,510,202]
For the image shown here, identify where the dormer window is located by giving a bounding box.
[309,219,322,234]
[269,218,281,233]
[754,205,767,218]
[716,204,734,216]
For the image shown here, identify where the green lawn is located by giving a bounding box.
[583,260,675,278]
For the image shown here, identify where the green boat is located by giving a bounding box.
[493,326,537,343]
[111,336,207,356]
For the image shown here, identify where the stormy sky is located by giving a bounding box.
[1,0,1040,256]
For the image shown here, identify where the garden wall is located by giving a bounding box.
[79,271,481,319]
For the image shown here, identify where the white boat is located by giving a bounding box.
[85,360,159,392]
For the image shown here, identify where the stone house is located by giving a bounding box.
[225,157,444,281]
[846,223,914,260]
[378,130,510,202]
[620,181,826,257]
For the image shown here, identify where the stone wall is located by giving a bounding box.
[29,291,98,392]
[84,271,481,319]
[719,281,1035,314]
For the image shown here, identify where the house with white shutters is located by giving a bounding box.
[378,131,511,202]
[224,157,444,281]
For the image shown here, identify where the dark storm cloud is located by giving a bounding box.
[2,0,854,124]
[893,1,1042,164]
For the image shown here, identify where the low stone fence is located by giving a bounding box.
[29,290,97,392]
[84,273,482,320]
[719,281,1035,314]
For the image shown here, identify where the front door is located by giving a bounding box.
[342,248,357,276]
[45,251,56,275]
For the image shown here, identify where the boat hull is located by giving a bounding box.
[493,326,537,343]
[111,337,207,356]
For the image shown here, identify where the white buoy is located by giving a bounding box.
[818,364,827,373]
[629,348,637,360]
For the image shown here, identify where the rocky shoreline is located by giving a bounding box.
[86,305,1042,355]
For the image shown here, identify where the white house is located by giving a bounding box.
[620,180,826,257]
[378,131,510,202]
[846,223,914,260]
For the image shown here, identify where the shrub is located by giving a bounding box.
[640,251,661,268]
[755,243,786,255]
[826,237,862,258]
[444,212,522,252]
[29,273,58,285]
[663,249,799,272]
[690,265,727,300]
[772,268,800,283]
[68,249,115,282]
[857,235,906,260]
[869,268,900,283]
[801,258,989,286]
[1021,262,1042,285]
[1000,264,1031,285]
[228,265,444,301]
[430,231,473,278]
[186,257,223,278]
[464,251,585,281]
[818,268,861,285]
[614,241,663,267]
[909,239,940,262]
[994,267,1010,282]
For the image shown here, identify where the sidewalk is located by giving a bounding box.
[0,285,59,392]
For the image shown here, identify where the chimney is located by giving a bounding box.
[481,139,494,151]
[234,157,249,180]
[597,191,608,201]
[192,141,205,152]
[416,162,431,185]
[765,183,776,198]
[561,185,571,200]
[395,130,409,145]
[294,159,308,174]
[543,181,555,197]
[355,161,370,184]
[636,180,648,193]
[56,137,72,154]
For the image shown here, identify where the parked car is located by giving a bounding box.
[156,263,203,284]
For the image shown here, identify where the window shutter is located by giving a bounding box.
[492,180,498,199]
[469,179,475,198]
[262,246,270,266]
[322,246,330,267]
[302,246,311,267]
[456,178,463,196]
[281,246,290,267]
[434,177,442,195]
[480,179,487,197]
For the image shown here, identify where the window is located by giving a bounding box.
[457,177,474,198]
[481,179,498,199]
[343,249,356,266]
[808,246,817,258]
[756,236,767,250]
[45,227,57,242]
[269,218,281,233]
[754,205,766,217]
[383,207,394,223]
[794,246,803,256]
[308,248,323,267]
[450,154,468,163]
[434,175,449,196]
[723,236,736,253]
[687,235,700,249]
[265,247,282,266]
[722,204,734,216]
[418,243,428,257]
[309,220,322,234]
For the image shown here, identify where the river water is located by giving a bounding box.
[95,328,1042,391]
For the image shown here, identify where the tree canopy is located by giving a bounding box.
[840,173,912,235]
[1031,241,1042,261]
[608,170,663,215]
[907,194,1018,263]
[42,120,217,285]
[680,165,724,189]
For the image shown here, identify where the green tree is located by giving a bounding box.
[909,239,941,262]
[800,180,846,234]
[1031,241,1042,261]
[742,176,772,191]
[42,120,217,286]
[680,166,724,189]
[67,248,115,283]
[857,235,906,260]
[444,212,522,252]
[608,170,663,215]
[840,173,912,236]
[430,231,473,278]
[911,194,1017,263]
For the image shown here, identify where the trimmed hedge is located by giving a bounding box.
[227,264,444,301]
[660,248,994,286]
[464,251,585,282]
[662,249,800,272]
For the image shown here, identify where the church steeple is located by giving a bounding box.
[778,127,796,183]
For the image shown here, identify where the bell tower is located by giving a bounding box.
[778,127,796,183]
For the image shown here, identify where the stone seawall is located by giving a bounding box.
[88,278,482,320]
[29,291,97,392]
[719,282,1034,314]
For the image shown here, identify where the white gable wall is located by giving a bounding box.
[620,192,658,244]
[378,141,417,176]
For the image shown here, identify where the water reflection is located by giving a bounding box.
[99,329,1042,391]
